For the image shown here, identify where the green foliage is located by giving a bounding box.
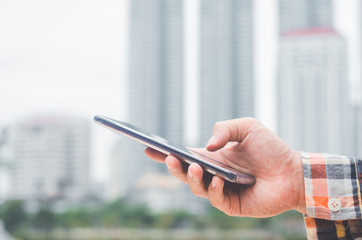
[58,207,94,228]
[152,210,191,229]
[96,199,153,227]
[0,200,27,233]
[0,198,305,238]
[31,207,57,230]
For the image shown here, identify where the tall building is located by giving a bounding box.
[277,0,353,155]
[279,0,333,35]
[354,105,362,158]
[112,0,212,212]
[357,4,362,158]
[0,127,11,202]
[278,29,352,155]
[113,0,186,209]
[199,0,255,145]
[107,139,128,200]
[128,0,183,141]
[10,116,90,201]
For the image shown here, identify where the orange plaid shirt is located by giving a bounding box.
[302,152,362,239]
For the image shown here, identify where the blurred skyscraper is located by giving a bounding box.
[357,5,362,158]
[126,0,183,179]
[0,128,11,202]
[114,1,256,209]
[278,29,351,154]
[279,0,333,35]
[108,140,128,200]
[114,0,193,211]
[277,0,353,155]
[354,105,362,158]
[199,0,255,145]
[128,0,184,143]
[10,116,90,201]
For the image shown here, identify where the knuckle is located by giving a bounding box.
[243,117,262,129]
[192,190,205,198]
[213,121,224,130]
[189,185,207,198]
[244,117,257,124]
[194,193,206,199]
[225,210,238,217]
[209,199,218,208]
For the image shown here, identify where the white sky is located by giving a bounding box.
[0,0,128,189]
[0,0,360,191]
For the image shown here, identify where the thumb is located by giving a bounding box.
[206,118,262,152]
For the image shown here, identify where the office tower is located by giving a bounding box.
[113,0,206,212]
[199,0,255,145]
[115,0,184,203]
[354,105,362,158]
[128,0,183,142]
[357,4,362,158]
[107,139,128,200]
[10,116,90,201]
[277,0,353,155]
[278,29,352,155]
[279,0,333,35]
[0,128,10,202]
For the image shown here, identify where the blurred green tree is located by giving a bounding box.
[58,207,94,228]
[32,207,57,231]
[0,200,26,233]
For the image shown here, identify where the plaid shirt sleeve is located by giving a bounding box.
[302,152,362,239]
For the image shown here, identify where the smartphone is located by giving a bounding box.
[94,115,255,185]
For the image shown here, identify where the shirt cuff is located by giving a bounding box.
[304,216,362,239]
[301,152,362,220]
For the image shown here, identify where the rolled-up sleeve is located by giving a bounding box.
[301,152,362,239]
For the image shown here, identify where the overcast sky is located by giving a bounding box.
[0,0,128,187]
[0,0,360,187]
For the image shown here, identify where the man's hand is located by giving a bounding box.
[145,118,306,217]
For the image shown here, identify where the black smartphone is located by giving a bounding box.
[94,115,255,185]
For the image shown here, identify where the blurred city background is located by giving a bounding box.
[0,0,361,239]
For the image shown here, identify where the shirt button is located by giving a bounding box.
[328,198,342,212]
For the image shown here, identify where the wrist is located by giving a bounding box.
[292,150,306,214]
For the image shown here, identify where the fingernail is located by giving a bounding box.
[212,178,217,188]
[206,135,217,147]
[166,159,173,172]
[188,170,193,179]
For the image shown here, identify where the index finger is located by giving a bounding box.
[206,118,263,152]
